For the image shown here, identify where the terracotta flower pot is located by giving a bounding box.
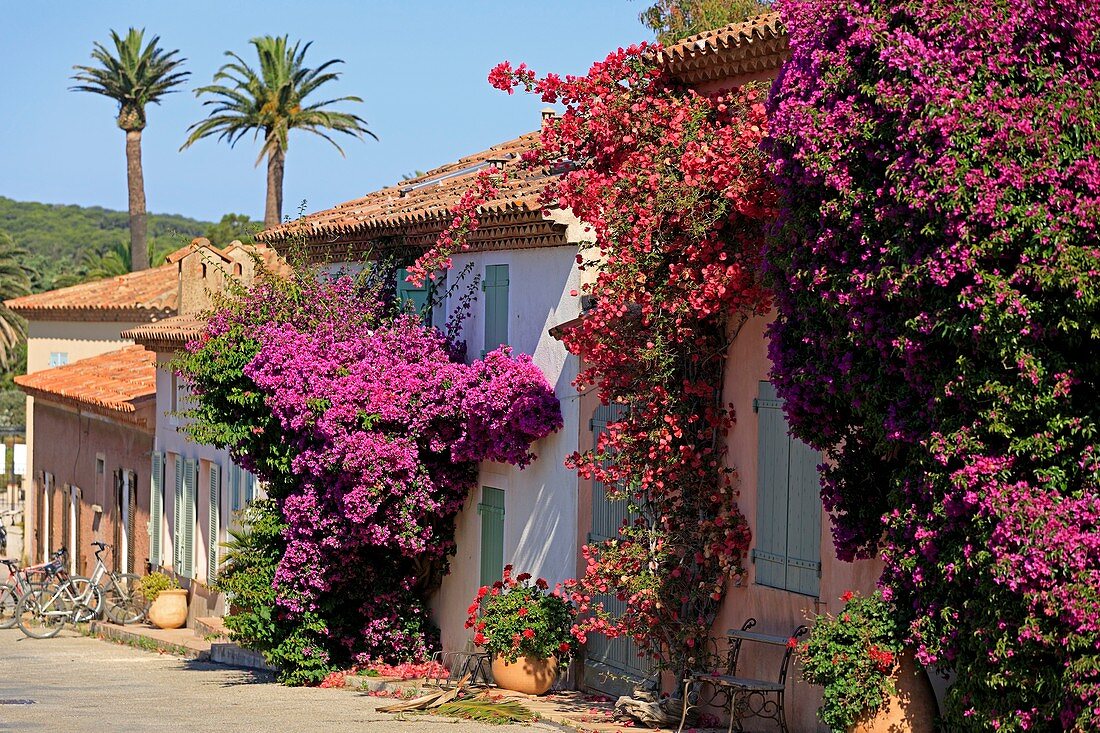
[491,654,559,695]
[147,589,189,630]
[849,648,937,733]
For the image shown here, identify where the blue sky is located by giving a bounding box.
[0,2,649,223]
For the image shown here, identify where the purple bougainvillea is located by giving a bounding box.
[179,271,561,682]
[766,0,1100,729]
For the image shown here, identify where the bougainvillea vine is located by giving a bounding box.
[766,0,1100,729]
[412,45,775,677]
[179,270,562,684]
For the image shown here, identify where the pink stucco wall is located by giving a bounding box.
[28,401,152,578]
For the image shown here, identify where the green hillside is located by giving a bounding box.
[0,196,215,291]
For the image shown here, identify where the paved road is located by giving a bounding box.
[0,629,547,733]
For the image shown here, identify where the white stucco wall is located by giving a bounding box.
[429,244,582,654]
[152,351,251,592]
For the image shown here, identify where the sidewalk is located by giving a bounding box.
[85,615,274,671]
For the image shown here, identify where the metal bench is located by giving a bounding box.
[676,619,808,733]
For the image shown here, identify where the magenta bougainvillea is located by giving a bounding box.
[427,46,773,677]
[180,271,561,683]
[766,0,1100,729]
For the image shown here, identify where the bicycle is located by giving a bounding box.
[87,541,147,625]
[0,548,67,629]
[15,547,103,638]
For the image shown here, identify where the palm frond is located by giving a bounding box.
[431,698,535,725]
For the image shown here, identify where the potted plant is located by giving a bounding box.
[139,571,187,630]
[798,591,936,733]
[466,565,575,695]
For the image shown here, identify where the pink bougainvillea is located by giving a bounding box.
[179,270,561,683]
[766,0,1100,728]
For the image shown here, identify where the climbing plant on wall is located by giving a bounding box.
[766,1,1100,729]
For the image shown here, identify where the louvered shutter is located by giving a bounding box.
[482,265,509,356]
[150,453,163,568]
[478,487,505,587]
[182,459,196,579]
[112,470,122,571]
[127,471,137,575]
[173,457,183,570]
[35,472,44,561]
[208,464,220,582]
[61,485,72,571]
[229,462,241,514]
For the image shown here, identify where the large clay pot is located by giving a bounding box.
[849,649,937,733]
[491,655,559,695]
[147,589,188,630]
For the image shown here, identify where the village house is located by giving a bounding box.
[555,14,884,730]
[5,264,177,569]
[122,238,272,622]
[255,130,590,659]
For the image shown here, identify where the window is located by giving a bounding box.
[48,352,68,368]
[478,486,505,587]
[482,264,509,356]
[752,381,823,597]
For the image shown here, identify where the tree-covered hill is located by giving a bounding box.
[0,196,216,291]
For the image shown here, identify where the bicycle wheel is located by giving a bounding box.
[16,586,66,638]
[102,573,147,625]
[64,577,102,623]
[0,582,16,629]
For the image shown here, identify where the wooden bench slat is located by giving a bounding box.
[690,673,785,693]
[726,629,792,646]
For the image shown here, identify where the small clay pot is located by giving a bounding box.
[849,648,937,733]
[147,589,188,630]
[491,655,559,695]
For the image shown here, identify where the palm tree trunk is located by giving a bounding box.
[264,147,286,228]
[125,129,149,271]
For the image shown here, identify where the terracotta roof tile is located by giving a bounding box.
[15,346,156,419]
[659,12,789,84]
[4,264,177,322]
[256,132,561,251]
[122,315,207,352]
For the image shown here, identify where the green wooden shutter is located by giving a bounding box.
[150,453,163,568]
[173,457,183,571]
[754,382,792,590]
[396,268,432,322]
[229,463,241,514]
[478,487,506,587]
[244,471,256,504]
[208,464,220,582]
[182,459,196,579]
[482,264,509,356]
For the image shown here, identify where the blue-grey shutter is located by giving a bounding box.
[786,438,822,596]
[173,456,184,570]
[228,462,241,514]
[182,459,196,579]
[208,464,221,582]
[478,487,506,587]
[244,471,256,504]
[754,382,792,590]
[753,381,823,596]
[482,264,509,356]
[150,453,163,568]
[396,267,431,322]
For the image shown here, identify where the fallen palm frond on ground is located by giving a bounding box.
[375,673,534,725]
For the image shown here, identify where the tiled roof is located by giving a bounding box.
[4,264,177,322]
[660,12,788,85]
[15,345,156,424]
[121,314,206,352]
[256,132,570,259]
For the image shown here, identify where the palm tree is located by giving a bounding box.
[79,239,177,281]
[0,233,34,370]
[182,36,376,228]
[71,29,189,272]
